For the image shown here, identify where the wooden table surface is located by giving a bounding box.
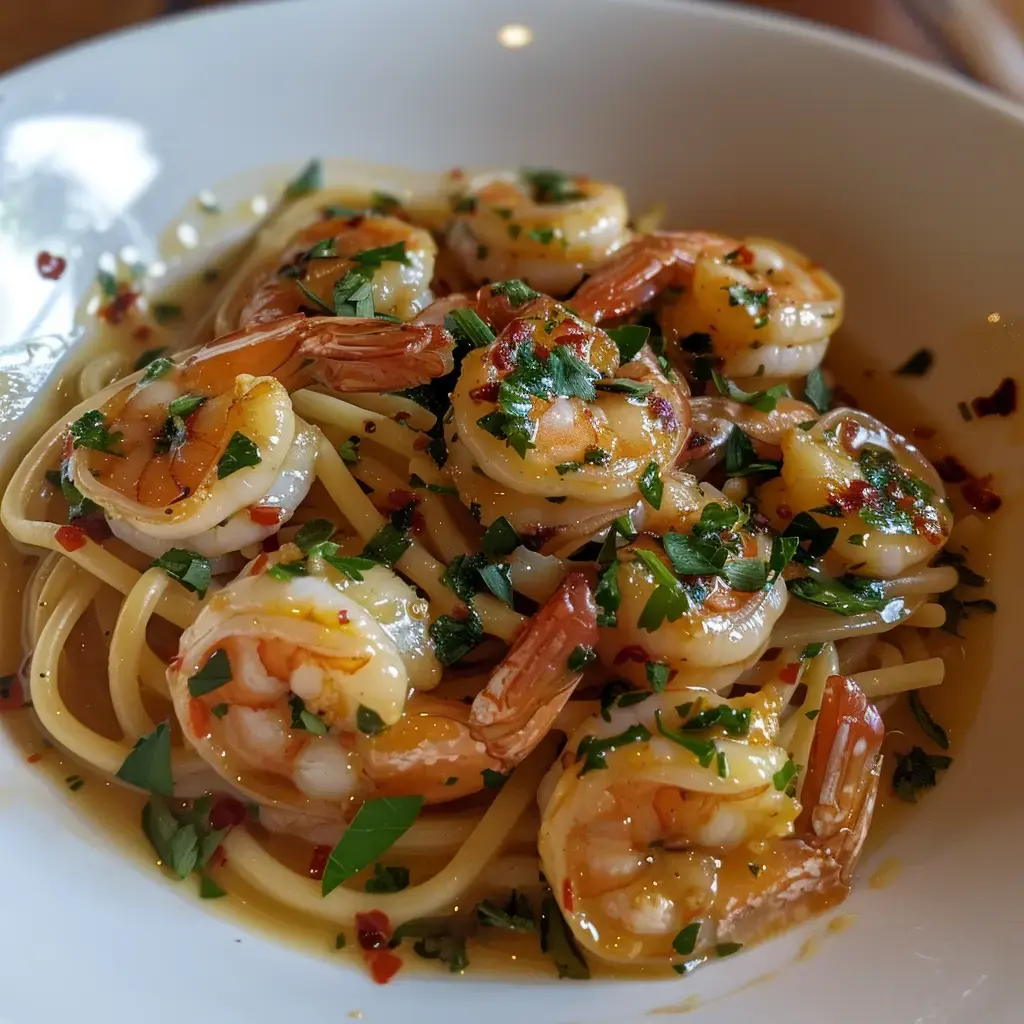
[0,0,948,75]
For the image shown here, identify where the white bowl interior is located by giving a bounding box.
[0,2,1021,1021]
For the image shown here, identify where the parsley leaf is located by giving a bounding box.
[723,427,781,477]
[116,721,173,796]
[217,432,261,478]
[895,349,934,376]
[595,560,621,627]
[478,891,535,931]
[787,573,888,615]
[654,710,716,767]
[294,518,336,553]
[784,511,839,561]
[908,690,949,750]
[892,746,952,802]
[576,724,652,774]
[712,369,789,413]
[522,168,584,205]
[490,279,541,306]
[540,895,590,979]
[187,649,231,697]
[638,462,663,509]
[283,159,322,199]
[772,757,797,793]
[364,863,410,893]
[361,512,412,568]
[804,367,831,413]
[69,410,123,456]
[430,610,484,666]
[605,324,650,364]
[134,346,169,371]
[321,795,424,896]
[482,516,521,557]
[445,308,495,349]
[149,548,211,598]
[646,661,670,692]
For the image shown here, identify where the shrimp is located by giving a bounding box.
[169,568,597,811]
[445,169,630,295]
[756,408,951,577]
[67,315,453,558]
[597,477,788,691]
[227,211,437,330]
[537,675,883,967]
[447,298,690,511]
[659,237,843,380]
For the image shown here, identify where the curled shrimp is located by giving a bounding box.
[447,297,690,511]
[537,675,883,967]
[217,203,437,335]
[68,315,452,557]
[169,568,597,811]
[598,477,788,691]
[659,237,843,380]
[445,169,630,295]
[756,408,951,577]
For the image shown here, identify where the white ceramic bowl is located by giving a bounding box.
[0,2,1021,1021]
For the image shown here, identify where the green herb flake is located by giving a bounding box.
[653,710,715,768]
[152,303,183,325]
[716,942,742,958]
[567,645,596,672]
[638,461,663,510]
[892,746,952,802]
[522,168,584,205]
[363,863,410,894]
[66,774,85,792]
[217,432,261,479]
[908,690,949,750]
[605,324,650,364]
[673,922,701,956]
[576,724,652,774]
[712,368,789,413]
[723,427,781,478]
[167,393,206,419]
[199,874,227,899]
[134,347,171,371]
[645,661,670,692]
[895,349,934,376]
[149,548,212,598]
[69,410,123,456]
[478,891,535,931]
[540,895,590,979]
[804,366,831,413]
[482,516,521,557]
[482,768,508,789]
[370,191,402,216]
[430,610,484,666]
[116,721,173,796]
[321,795,424,896]
[338,436,360,464]
[772,757,797,793]
[188,649,231,698]
[283,159,323,199]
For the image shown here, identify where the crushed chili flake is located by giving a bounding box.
[562,878,575,911]
[168,655,183,672]
[776,503,793,521]
[613,645,648,665]
[308,844,332,881]
[133,325,153,343]
[521,523,557,550]
[209,796,248,830]
[367,949,403,985]
[410,509,427,535]
[100,289,140,325]
[76,515,112,543]
[337,609,350,625]
[356,910,392,950]
[962,476,1002,514]
[413,434,430,451]
[36,251,67,280]
[248,505,283,526]
[188,698,211,737]
[26,752,42,763]
[971,377,1017,418]
[779,662,801,684]
[55,525,87,551]
[250,553,269,576]
[451,604,471,622]
[469,382,500,403]
[829,479,877,516]
[387,489,419,511]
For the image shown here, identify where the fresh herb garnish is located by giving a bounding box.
[725,283,770,327]
[605,324,650,364]
[167,394,206,419]
[673,922,700,957]
[116,721,173,796]
[338,436,360,464]
[361,516,412,568]
[481,768,509,789]
[482,516,521,557]
[412,934,469,974]
[69,410,123,456]
[723,427,781,477]
[645,661,670,692]
[804,367,830,413]
[489,279,541,306]
[148,552,211,598]
[370,191,402,216]
[908,691,949,750]
[134,347,170,371]
[294,518,336,553]
[289,695,327,735]
[430,609,484,666]
[638,461,663,510]
[142,796,225,880]
[321,795,424,896]
[364,863,410,893]
[772,758,797,793]
[567,645,596,672]
[576,724,652,774]
[540,895,590,979]
[522,168,584,205]
[802,642,825,659]
[783,511,839,561]
[598,681,651,722]
[892,746,952,802]
[594,378,654,399]
[712,369,789,413]
[445,308,496,349]
[895,349,934,376]
[632,548,689,631]
[680,704,751,737]
[787,573,888,616]
[478,891,535,931]
[283,158,323,199]
[188,649,231,698]
[217,432,261,479]
[653,709,715,767]
[142,356,174,381]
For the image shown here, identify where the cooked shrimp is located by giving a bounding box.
[659,237,843,379]
[67,315,452,556]
[572,231,726,324]
[537,675,883,967]
[170,570,597,811]
[756,408,951,577]
[446,169,629,295]
[448,298,690,507]
[230,211,436,328]
[598,478,788,691]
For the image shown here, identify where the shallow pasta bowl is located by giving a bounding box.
[0,0,1022,1021]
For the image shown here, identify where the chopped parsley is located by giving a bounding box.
[294,518,336,553]
[645,661,670,692]
[567,645,596,672]
[187,649,231,697]
[576,724,652,774]
[115,721,173,796]
[430,609,484,666]
[217,432,261,478]
[150,548,211,598]
[787,572,888,616]
[370,191,402,216]
[673,922,700,956]
[489,279,541,306]
[908,690,949,750]
[540,895,590,979]
[723,427,781,477]
[772,757,797,794]
[712,369,789,413]
[522,168,584,205]
[142,795,227,881]
[892,746,952,802]
[478,891,535,931]
[482,768,509,789]
[605,324,650,364]
[283,158,323,199]
[637,461,663,510]
[482,516,521,557]
[69,410,123,456]
[363,863,410,893]
[134,347,170,371]
[783,511,839,561]
[804,367,831,413]
[599,681,651,722]
[654,710,715,767]
[724,283,770,327]
[289,695,327,735]
[895,349,934,376]
[338,436,360,463]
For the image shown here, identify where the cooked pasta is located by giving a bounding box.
[0,160,990,983]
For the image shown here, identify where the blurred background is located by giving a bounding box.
[3,0,1024,99]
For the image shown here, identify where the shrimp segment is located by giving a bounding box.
[69,315,453,548]
[170,569,597,812]
[538,677,884,966]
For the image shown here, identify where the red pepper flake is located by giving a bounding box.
[356,910,392,950]
[168,655,183,672]
[934,456,969,484]
[1,674,25,712]
[962,475,1002,514]
[55,525,87,551]
[451,603,471,622]
[132,325,153,343]
[387,489,419,511]
[100,289,140,325]
[776,503,793,521]
[469,381,501,403]
[250,553,269,576]
[562,878,575,912]
[647,394,678,432]
[829,479,877,516]
[209,795,248,830]
[308,844,332,881]
[779,662,801,684]
[76,516,112,543]
[971,378,1016,418]
[188,698,211,737]
[523,523,557,550]
[26,752,43,764]
[36,251,67,280]
[367,949,403,985]
[248,505,283,526]
[337,609,350,625]
[413,434,430,451]
[613,645,648,665]
[410,510,427,535]
[733,245,756,266]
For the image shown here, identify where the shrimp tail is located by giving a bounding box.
[296,317,455,392]
[798,674,884,881]
[469,571,598,765]
[572,232,723,323]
